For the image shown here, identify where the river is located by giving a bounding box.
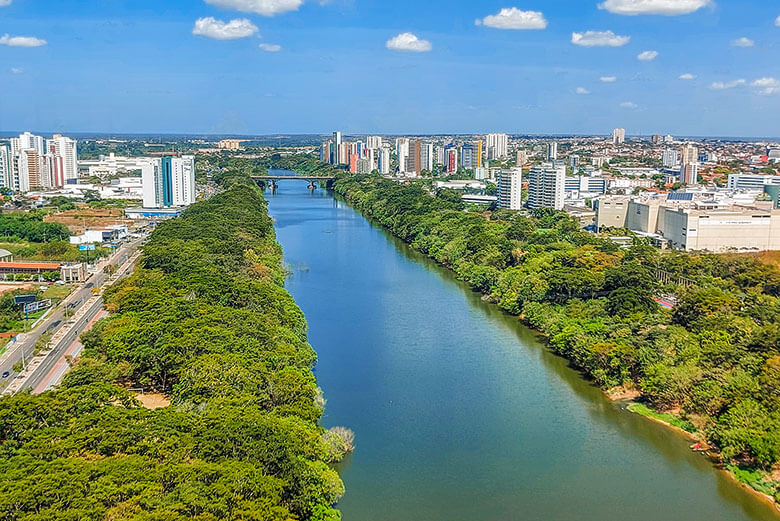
[265,173,780,521]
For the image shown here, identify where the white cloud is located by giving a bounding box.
[259,43,281,52]
[637,50,658,61]
[0,0,12,6]
[476,8,548,30]
[572,30,630,47]
[386,32,432,53]
[10,67,22,73]
[576,87,590,95]
[598,0,711,16]
[679,73,696,80]
[600,76,617,83]
[620,101,638,109]
[752,77,780,95]
[204,0,302,17]
[776,15,780,27]
[731,37,755,47]
[711,79,746,90]
[192,17,258,40]
[0,34,47,47]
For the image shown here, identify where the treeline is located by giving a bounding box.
[0,181,346,520]
[326,171,780,499]
[0,212,70,242]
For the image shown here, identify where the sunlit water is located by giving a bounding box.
[266,172,779,521]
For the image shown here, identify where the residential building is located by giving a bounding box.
[421,143,434,172]
[142,155,195,208]
[366,136,383,150]
[396,138,410,174]
[662,149,680,168]
[486,133,509,159]
[516,150,527,167]
[444,146,458,174]
[46,134,78,184]
[333,131,343,165]
[218,139,243,150]
[497,168,523,210]
[0,145,9,188]
[378,148,391,174]
[527,162,566,210]
[613,128,626,145]
[680,163,699,185]
[681,144,698,165]
[547,142,558,161]
[460,143,478,170]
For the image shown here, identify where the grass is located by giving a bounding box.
[41,284,72,300]
[627,402,697,433]
[726,464,777,497]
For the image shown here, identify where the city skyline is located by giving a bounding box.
[0,0,779,136]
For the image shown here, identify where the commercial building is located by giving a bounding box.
[527,162,566,210]
[142,155,195,208]
[727,174,780,190]
[497,168,523,210]
[565,176,608,195]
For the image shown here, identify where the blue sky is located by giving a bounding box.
[0,0,779,137]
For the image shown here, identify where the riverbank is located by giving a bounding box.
[318,168,780,506]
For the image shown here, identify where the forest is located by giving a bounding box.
[290,162,780,498]
[0,178,347,520]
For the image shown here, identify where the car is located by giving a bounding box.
[1,371,9,378]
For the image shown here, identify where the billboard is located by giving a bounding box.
[14,295,37,305]
[24,299,52,314]
[79,244,96,251]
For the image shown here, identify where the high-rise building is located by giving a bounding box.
[47,134,78,184]
[405,140,422,175]
[681,144,698,165]
[460,143,478,170]
[378,148,391,174]
[12,152,30,192]
[23,149,45,189]
[142,156,196,208]
[613,128,626,145]
[486,133,509,159]
[0,146,10,188]
[333,131,343,165]
[680,163,699,185]
[527,162,566,210]
[516,150,528,167]
[569,155,580,168]
[320,140,333,163]
[444,145,458,174]
[396,138,410,174]
[18,132,45,154]
[366,136,383,150]
[421,143,434,172]
[651,134,663,145]
[662,149,680,168]
[476,140,484,168]
[498,168,523,210]
[547,142,558,161]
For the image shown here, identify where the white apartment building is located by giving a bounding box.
[142,156,195,208]
[486,133,509,159]
[528,162,566,210]
[547,142,558,161]
[396,138,409,174]
[497,168,523,210]
[0,146,9,188]
[366,136,383,150]
[662,149,679,168]
[46,135,78,182]
[613,128,626,145]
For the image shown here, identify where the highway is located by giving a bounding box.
[0,235,145,394]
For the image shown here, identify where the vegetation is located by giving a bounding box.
[0,180,347,520]
[627,403,696,433]
[0,212,70,243]
[0,240,112,263]
[261,160,780,500]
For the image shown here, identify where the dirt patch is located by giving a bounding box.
[133,393,171,410]
[45,208,132,233]
[0,284,34,295]
[606,385,641,401]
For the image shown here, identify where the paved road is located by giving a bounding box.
[0,236,145,393]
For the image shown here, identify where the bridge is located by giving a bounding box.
[251,176,336,190]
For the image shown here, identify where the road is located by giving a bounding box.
[0,235,145,394]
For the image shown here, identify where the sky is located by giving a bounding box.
[0,0,779,137]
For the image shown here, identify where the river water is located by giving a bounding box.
[265,175,779,521]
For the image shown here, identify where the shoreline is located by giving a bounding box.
[325,177,780,514]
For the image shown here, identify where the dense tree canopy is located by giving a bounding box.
[0,182,345,520]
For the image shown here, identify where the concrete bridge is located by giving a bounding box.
[251,176,335,190]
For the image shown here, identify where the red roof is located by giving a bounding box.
[0,262,60,269]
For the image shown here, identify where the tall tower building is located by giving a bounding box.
[47,134,78,184]
[23,149,45,189]
[681,144,698,165]
[528,162,566,210]
[486,133,509,159]
[460,143,478,170]
[396,138,410,174]
[333,131,343,165]
[142,156,196,208]
[547,142,558,161]
[421,143,434,172]
[498,168,523,210]
[407,140,422,175]
[663,149,680,168]
[444,145,458,173]
[0,145,10,188]
[516,150,528,167]
[612,128,626,145]
[680,163,699,185]
[18,132,45,154]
